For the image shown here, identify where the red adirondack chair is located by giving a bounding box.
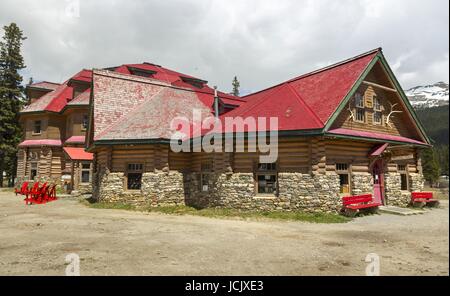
[15,182,29,196]
[46,184,57,202]
[24,182,40,204]
[25,182,47,205]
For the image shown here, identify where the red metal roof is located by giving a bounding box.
[65,136,86,144]
[21,63,242,114]
[327,128,429,146]
[369,143,389,156]
[227,49,379,131]
[18,139,62,147]
[63,147,93,161]
[27,81,60,91]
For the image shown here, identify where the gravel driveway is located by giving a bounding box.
[0,191,448,275]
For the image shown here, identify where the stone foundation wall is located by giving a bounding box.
[384,173,409,206]
[409,173,425,192]
[185,172,342,213]
[351,173,373,196]
[94,170,185,207]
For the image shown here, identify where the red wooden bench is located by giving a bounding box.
[342,194,381,216]
[411,192,439,208]
[15,182,29,196]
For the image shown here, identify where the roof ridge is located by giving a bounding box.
[242,48,381,99]
[221,83,289,119]
[285,83,323,126]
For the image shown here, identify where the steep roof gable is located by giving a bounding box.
[231,49,380,131]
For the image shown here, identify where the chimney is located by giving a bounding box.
[213,86,219,118]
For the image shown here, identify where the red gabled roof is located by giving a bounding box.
[229,49,380,131]
[21,63,243,114]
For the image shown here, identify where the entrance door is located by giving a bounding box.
[372,159,385,205]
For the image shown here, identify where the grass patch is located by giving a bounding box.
[80,199,137,211]
[423,186,449,200]
[81,200,350,223]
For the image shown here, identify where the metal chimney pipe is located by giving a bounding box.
[213,86,219,118]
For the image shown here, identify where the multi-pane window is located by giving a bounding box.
[373,96,382,111]
[81,115,89,131]
[256,162,278,195]
[127,163,143,190]
[200,161,213,192]
[336,163,350,194]
[30,162,38,180]
[80,162,91,183]
[398,164,408,191]
[355,93,365,122]
[33,120,42,134]
[373,111,382,125]
[373,96,382,125]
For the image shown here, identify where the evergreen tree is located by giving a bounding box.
[421,148,441,187]
[0,23,26,187]
[232,76,240,96]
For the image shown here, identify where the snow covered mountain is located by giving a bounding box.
[405,82,449,108]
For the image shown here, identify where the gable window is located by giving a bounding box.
[30,162,38,180]
[199,161,213,192]
[336,163,350,194]
[255,162,278,196]
[373,96,382,125]
[398,164,409,191]
[33,120,42,134]
[126,163,143,190]
[355,93,365,122]
[81,114,89,131]
[80,162,91,183]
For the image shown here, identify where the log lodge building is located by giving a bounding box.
[17,48,431,212]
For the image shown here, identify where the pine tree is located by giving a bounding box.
[0,23,27,187]
[232,76,240,96]
[421,148,441,187]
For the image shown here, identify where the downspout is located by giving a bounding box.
[213,86,219,118]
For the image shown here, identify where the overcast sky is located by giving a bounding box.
[1,0,448,94]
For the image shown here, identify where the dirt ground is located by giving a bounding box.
[0,191,448,276]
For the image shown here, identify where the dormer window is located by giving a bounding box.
[33,120,42,134]
[127,67,156,78]
[180,76,208,89]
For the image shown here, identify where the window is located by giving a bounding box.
[30,162,38,180]
[80,162,91,183]
[81,114,89,131]
[354,93,365,122]
[355,93,364,108]
[336,163,350,194]
[398,164,408,191]
[373,96,382,111]
[126,163,143,190]
[373,111,382,125]
[33,120,42,134]
[256,162,278,195]
[200,161,213,192]
[373,96,382,125]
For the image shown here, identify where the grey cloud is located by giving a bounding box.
[1,0,448,93]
